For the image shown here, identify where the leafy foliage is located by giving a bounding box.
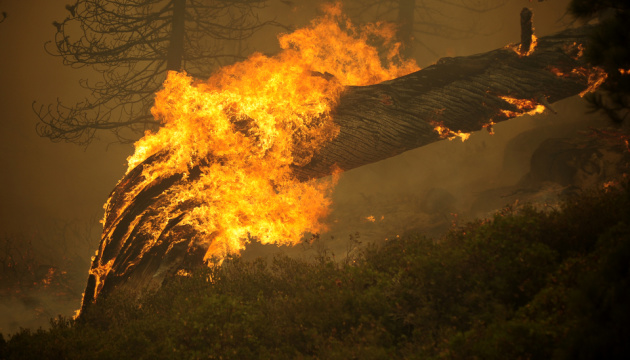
[2,183,630,359]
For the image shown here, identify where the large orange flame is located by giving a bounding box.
[106,4,418,264]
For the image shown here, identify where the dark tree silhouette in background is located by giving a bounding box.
[345,0,507,60]
[0,11,6,24]
[569,0,630,124]
[34,0,276,145]
[33,0,512,146]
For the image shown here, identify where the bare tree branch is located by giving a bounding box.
[345,0,508,61]
[35,0,278,145]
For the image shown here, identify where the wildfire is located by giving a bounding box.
[499,95,546,117]
[431,121,471,142]
[574,67,608,97]
[91,1,418,296]
[520,34,537,57]
[507,34,537,57]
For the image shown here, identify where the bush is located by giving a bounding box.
[2,183,629,359]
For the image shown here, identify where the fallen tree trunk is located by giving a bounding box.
[293,26,597,180]
[81,26,600,313]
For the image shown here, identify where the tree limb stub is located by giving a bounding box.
[520,7,534,55]
[80,26,598,313]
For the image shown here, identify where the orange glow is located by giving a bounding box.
[575,43,585,59]
[574,67,608,97]
[365,215,376,222]
[482,120,496,135]
[548,66,569,78]
[603,180,618,191]
[508,34,537,57]
[431,121,471,142]
[89,2,418,290]
[549,64,608,97]
[41,267,56,286]
[520,34,537,56]
[499,96,546,117]
[620,69,630,75]
[563,42,585,60]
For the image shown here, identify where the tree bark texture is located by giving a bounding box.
[292,26,595,181]
[80,26,599,313]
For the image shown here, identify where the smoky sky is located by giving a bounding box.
[0,0,131,234]
[0,0,573,233]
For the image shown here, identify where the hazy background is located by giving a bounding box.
[0,0,610,333]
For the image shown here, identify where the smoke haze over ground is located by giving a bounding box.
[3,0,619,334]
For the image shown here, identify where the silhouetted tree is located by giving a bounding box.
[345,0,507,60]
[34,0,276,145]
[0,11,7,24]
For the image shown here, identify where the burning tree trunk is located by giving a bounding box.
[292,26,599,181]
[80,25,604,314]
[520,7,535,56]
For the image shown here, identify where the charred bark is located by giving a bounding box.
[81,26,600,313]
[520,7,534,55]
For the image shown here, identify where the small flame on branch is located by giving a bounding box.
[499,96,546,117]
[573,67,608,97]
[548,66,569,78]
[563,42,585,60]
[482,120,496,135]
[519,34,537,57]
[548,64,609,97]
[431,121,471,142]
[506,35,537,57]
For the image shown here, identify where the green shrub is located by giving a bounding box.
[3,183,629,359]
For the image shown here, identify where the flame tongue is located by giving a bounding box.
[130,62,339,263]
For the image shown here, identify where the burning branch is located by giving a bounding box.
[293,25,605,181]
